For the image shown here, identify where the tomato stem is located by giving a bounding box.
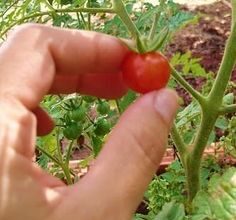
[112,0,141,39]
[170,123,187,167]
[115,100,122,115]
[183,1,236,203]
[219,104,236,114]
[0,7,115,39]
[170,66,206,106]
[148,12,160,41]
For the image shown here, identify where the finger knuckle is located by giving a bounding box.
[9,23,41,38]
[129,123,167,167]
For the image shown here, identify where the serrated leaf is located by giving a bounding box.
[192,167,236,220]
[223,93,234,105]
[215,117,229,130]
[154,201,185,220]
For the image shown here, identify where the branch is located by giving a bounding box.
[208,23,236,105]
[36,145,62,167]
[112,0,141,39]
[231,0,236,25]
[171,66,206,106]
[170,123,187,167]
[0,7,115,38]
[219,104,236,114]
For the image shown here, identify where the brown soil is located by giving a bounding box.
[167,0,236,105]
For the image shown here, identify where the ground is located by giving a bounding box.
[168,0,235,105]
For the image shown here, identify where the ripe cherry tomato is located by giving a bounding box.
[121,52,170,93]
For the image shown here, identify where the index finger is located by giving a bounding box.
[1,24,129,108]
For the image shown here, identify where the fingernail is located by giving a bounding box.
[154,89,179,125]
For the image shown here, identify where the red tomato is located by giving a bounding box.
[121,52,170,93]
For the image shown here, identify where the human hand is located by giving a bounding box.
[0,24,178,220]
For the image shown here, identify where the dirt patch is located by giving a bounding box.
[167,0,235,105]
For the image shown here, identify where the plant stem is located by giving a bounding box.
[148,12,159,40]
[87,0,92,30]
[0,7,115,38]
[115,100,122,115]
[208,23,236,104]
[186,109,218,202]
[170,123,187,167]
[56,129,63,162]
[36,145,61,166]
[61,163,73,185]
[112,0,141,39]
[66,140,74,164]
[231,0,236,24]
[171,66,206,106]
[79,12,88,29]
[184,7,236,204]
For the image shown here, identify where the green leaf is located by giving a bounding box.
[37,131,57,156]
[215,117,229,130]
[147,27,169,52]
[118,90,137,112]
[154,201,185,220]
[192,167,236,220]
[223,93,234,105]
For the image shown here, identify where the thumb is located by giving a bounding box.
[60,89,178,220]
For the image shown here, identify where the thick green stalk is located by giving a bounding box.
[185,108,218,202]
[184,4,236,203]
[61,163,73,185]
[208,27,236,103]
[232,0,236,24]
[112,0,141,39]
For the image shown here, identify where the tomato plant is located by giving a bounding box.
[2,0,236,219]
[122,51,170,93]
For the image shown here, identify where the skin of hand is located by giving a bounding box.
[0,24,178,220]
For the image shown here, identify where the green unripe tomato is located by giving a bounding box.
[83,95,96,103]
[71,107,86,122]
[97,102,110,115]
[63,123,83,140]
[94,118,111,136]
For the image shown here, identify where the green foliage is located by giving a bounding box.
[146,161,186,215]
[2,0,236,217]
[191,167,236,220]
[118,90,137,113]
[171,52,208,77]
[154,201,185,220]
[144,158,224,218]
[176,100,201,144]
[220,116,236,157]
